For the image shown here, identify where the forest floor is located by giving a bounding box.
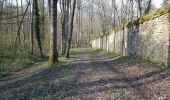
[0,48,170,100]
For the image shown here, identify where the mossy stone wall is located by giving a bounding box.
[91,12,170,66]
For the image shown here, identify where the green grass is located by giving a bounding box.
[107,89,126,96]
[58,48,80,63]
[93,49,120,59]
[113,56,164,68]
[0,53,47,76]
[93,49,164,68]
[0,46,81,77]
[0,44,48,76]
[93,49,103,53]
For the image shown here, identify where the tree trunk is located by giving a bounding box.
[61,0,67,55]
[136,0,142,18]
[0,0,4,38]
[112,0,116,28]
[16,0,21,52]
[15,1,30,53]
[31,2,34,55]
[130,0,133,21]
[144,0,152,14]
[65,0,76,58]
[33,0,44,57]
[49,0,59,65]
[39,0,45,44]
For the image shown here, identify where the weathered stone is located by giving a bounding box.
[91,13,170,67]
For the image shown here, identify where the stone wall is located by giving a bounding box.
[91,13,170,66]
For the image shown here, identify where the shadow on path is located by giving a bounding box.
[0,48,170,99]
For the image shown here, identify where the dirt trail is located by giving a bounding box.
[0,48,170,100]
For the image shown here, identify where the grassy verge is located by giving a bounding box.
[93,49,164,68]
[93,49,120,59]
[0,44,48,76]
[0,53,47,76]
[58,48,80,63]
[114,56,166,68]
[0,47,81,77]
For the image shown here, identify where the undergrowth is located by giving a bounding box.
[0,44,47,76]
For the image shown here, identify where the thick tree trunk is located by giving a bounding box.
[62,0,67,55]
[33,0,44,57]
[60,0,69,55]
[49,0,58,65]
[39,0,45,44]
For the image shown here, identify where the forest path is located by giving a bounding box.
[0,48,170,99]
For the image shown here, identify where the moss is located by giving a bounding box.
[154,5,170,16]
[139,14,152,23]
[48,58,57,66]
[93,4,170,40]
[138,4,170,25]
[114,25,125,33]
[128,19,140,26]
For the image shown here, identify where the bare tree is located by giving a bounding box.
[49,0,59,65]
[136,0,142,17]
[144,0,152,14]
[60,0,69,55]
[65,0,77,58]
